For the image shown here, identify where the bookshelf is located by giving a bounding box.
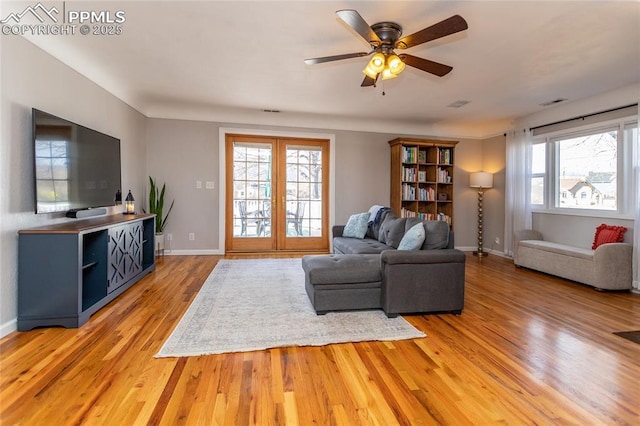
[389,138,458,228]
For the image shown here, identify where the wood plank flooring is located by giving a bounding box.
[1,254,639,425]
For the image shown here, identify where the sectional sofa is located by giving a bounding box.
[302,210,466,317]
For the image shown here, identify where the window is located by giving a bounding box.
[556,129,617,211]
[530,117,636,217]
[530,143,545,205]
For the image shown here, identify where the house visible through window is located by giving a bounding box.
[556,130,617,211]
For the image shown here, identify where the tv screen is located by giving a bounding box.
[32,109,122,214]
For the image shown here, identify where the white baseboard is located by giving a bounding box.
[1,319,17,338]
[458,246,510,258]
[163,249,224,256]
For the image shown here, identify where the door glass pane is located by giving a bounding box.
[286,145,323,237]
[232,142,272,237]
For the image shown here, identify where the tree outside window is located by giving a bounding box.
[556,130,617,210]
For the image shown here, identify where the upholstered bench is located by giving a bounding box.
[302,254,382,315]
[514,229,633,290]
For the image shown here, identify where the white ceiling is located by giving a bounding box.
[19,1,640,138]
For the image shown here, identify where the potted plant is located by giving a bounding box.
[148,176,175,253]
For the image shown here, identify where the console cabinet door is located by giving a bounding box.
[108,222,143,292]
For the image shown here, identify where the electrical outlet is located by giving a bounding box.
[189,233,195,241]
[495,237,500,245]
[196,180,202,189]
[167,233,172,241]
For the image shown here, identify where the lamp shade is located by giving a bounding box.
[381,67,398,80]
[362,53,385,78]
[387,54,405,75]
[469,172,493,188]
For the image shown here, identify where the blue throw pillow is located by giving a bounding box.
[397,223,426,251]
[343,212,370,239]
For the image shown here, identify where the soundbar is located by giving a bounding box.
[65,207,107,219]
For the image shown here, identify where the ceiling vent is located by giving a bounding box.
[447,100,470,108]
[540,98,567,107]
[262,109,281,113]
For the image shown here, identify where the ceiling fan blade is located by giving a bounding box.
[400,54,453,77]
[336,9,381,46]
[395,15,468,49]
[361,74,378,87]
[304,52,370,65]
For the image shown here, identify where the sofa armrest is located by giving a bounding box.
[381,248,466,265]
[593,243,633,290]
[332,225,345,238]
[514,229,543,264]
[380,249,466,316]
[515,229,543,243]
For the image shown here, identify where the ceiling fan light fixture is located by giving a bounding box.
[387,54,405,75]
[363,52,385,78]
[362,65,378,79]
[381,67,398,80]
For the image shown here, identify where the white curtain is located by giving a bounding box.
[504,129,533,257]
[633,108,640,291]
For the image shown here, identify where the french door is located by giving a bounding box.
[225,134,329,253]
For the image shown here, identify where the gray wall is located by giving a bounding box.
[0,36,148,334]
[146,118,489,253]
[146,119,220,252]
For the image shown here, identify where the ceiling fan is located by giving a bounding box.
[304,10,468,87]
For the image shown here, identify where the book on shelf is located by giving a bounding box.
[438,148,452,165]
[418,150,427,163]
[436,213,451,225]
[417,171,426,182]
[401,208,417,218]
[401,183,415,200]
[418,186,435,201]
[437,167,451,183]
[401,209,451,225]
[402,146,418,163]
[402,166,416,182]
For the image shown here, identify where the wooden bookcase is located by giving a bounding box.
[389,138,458,228]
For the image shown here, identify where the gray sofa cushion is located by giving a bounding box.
[378,215,407,248]
[333,237,392,254]
[302,254,382,285]
[366,208,393,240]
[421,220,450,250]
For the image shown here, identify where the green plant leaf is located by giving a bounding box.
[148,176,174,234]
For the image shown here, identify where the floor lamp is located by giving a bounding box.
[470,172,493,257]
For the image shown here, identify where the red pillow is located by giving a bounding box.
[592,224,627,249]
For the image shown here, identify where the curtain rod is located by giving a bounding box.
[528,103,638,132]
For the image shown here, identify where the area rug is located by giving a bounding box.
[156,258,425,357]
[613,330,640,345]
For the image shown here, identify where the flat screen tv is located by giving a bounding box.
[32,108,122,214]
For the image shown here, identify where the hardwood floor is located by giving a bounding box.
[1,254,639,425]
